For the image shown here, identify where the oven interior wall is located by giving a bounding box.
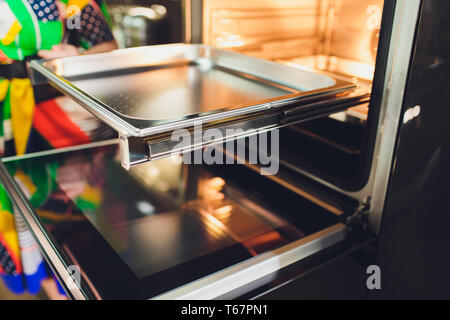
[203,0,383,80]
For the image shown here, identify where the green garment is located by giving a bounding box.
[0,0,63,61]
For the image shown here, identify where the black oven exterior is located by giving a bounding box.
[371,0,450,299]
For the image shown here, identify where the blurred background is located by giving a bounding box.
[106,0,183,48]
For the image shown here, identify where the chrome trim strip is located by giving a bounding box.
[0,163,86,300]
[367,0,422,234]
[154,223,346,300]
[183,0,192,43]
[2,139,119,163]
[183,0,203,43]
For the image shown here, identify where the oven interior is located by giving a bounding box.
[199,0,386,192]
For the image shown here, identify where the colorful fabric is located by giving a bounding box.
[0,0,114,296]
[0,0,114,157]
[0,1,23,46]
[0,153,105,294]
[12,211,47,294]
[27,0,61,23]
[34,98,91,148]
[0,78,15,156]
[63,0,114,49]
[0,78,36,156]
[0,189,22,277]
[0,159,57,294]
[10,78,35,155]
[0,0,61,60]
[0,48,9,62]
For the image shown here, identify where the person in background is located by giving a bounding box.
[0,0,117,296]
[0,0,117,157]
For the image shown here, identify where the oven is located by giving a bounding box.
[2,0,447,300]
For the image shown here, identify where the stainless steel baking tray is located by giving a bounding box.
[29,44,362,168]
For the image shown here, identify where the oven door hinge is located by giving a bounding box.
[345,199,371,233]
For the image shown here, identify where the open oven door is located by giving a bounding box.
[0,141,367,300]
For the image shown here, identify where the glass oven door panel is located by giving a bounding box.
[0,143,345,299]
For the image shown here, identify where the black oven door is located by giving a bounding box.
[0,142,362,299]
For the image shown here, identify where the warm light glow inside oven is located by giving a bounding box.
[202,0,384,121]
[203,0,383,83]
